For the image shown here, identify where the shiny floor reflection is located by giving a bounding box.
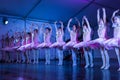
[0,60,120,80]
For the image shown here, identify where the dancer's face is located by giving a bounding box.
[45,29,49,34]
[72,25,76,31]
[114,17,120,24]
[58,28,62,32]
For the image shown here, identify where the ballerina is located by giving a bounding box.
[50,21,65,65]
[17,30,26,63]
[30,24,40,64]
[74,16,93,68]
[37,23,52,65]
[63,18,80,66]
[88,8,109,69]
[104,9,120,71]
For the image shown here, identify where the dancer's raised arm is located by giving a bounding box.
[54,21,58,31]
[75,17,80,27]
[84,16,91,31]
[111,9,119,23]
[67,18,72,32]
[102,8,106,23]
[97,9,100,23]
[59,21,64,33]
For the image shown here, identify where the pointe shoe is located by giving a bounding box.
[117,68,120,71]
[73,63,77,66]
[58,63,62,66]
[101,65,105,69]
[35,61,38,64]
[22,60,25,63]
[90,64,94,68]
[45,62,48,65]
[84,64,89,68]
[104,65,110,70]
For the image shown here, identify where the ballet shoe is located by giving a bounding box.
[48,62,50,64]
[101,65,105,69]
[84,64,89,68]
[117,68,120,71]
[45,62,48,65]
[90,64,94,68]
[22,60,25,63]
[73,63,77,66]
[58,63,62,66]
[104,65,110,70]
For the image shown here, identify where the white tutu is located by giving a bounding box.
[103,38,119,50]
[50,42,65,48]
[37,42,52,48]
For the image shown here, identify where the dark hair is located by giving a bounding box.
[58,27,62,30]
[34,29,38,33]
[27,32,31,37]
[45,27,51,32]
[113,15,120,22]
[83,20,88,28]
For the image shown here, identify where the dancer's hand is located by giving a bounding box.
[59,21,63,24]
[114,9,119,14]
[69,18,72,22]
[102,8,105,12]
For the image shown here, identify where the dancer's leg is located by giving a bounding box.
[115,48,120,71]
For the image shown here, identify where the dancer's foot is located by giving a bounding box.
[101,65,105,69]
[73,63,77,66]
[85,64,89,68]
[90,64,94,68]
[117,67,120,71]
[104,65,110,70]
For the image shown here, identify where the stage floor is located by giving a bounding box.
[0,59,120,80]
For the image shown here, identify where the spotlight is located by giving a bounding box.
[2,17,8,25]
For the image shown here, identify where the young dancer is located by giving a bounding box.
[74,16,93,68]
[50,21,65,65]
[17,30,26,63]
[88,8,109,69]
[37,23,52,65]
[30,24,40,64]
[63,18,80,66]
[104,9,120,71]
[24,32,32,63]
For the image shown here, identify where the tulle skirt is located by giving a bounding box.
[88,38,106,49]
[30,42,40,49]
[74,41,90,48]
[17,45,25,52]
[37,42,52,48]
[63,41,77,49]
[103,38,119,50]
[50,41,65,48]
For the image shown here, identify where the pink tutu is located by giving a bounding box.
[63,41,77,49]
[37,42,52,48]
[74,41,90,48]
[17,45,25,52]
[2,47,10,52]
[103,38,119,50]
[88,38,106,49]
[50,42,65,48]
[24,43,32,50]
[30,42,40,49]
[9,46,19,51]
